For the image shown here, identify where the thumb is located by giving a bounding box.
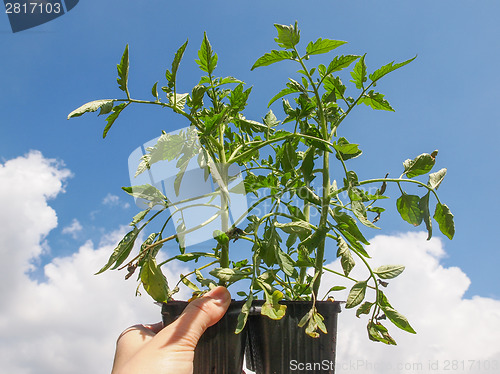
[156,286,231,350]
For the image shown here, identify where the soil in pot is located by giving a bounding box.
[245,300,342,374]
[161,300,247,374]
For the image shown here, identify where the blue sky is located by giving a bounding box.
[3,0,499,297]
[2,1,500,373]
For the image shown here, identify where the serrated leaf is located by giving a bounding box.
[403,152,436,178]
[428,168,447,190]
[374,265,405,279]
[337,237,355,276]
[67,99,115,119]
[350,54,367,89]
[274,22,300,49]
[166,40,188,86]
[358,91,394,111]
[213,230,229,245]
[196,32,218,74]
[252,50,294,71]
[369,55,417,83]
[116,45,129,93]
[306,38,346,56]
[433,203,455,239]
[346,281,367,308]
[167,93,189,111]
[323,55,360,77]
[267,86,299,107]
[141,258,169,303]
[396,194,423,226]
[103,102,129,138]
[218,76,244,86]
[333,137,362,161]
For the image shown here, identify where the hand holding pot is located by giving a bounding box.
[111,286,231,374]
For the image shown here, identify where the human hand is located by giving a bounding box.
[111,286,231,374]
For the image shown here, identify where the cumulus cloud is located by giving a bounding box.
[61,218,83,239]
[1,151,499,374]
[0,152,188,374]
[320,233,500,374]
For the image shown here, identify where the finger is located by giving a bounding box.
[154,286,231,350]
[112,324,158,370]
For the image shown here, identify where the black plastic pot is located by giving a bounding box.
[161,300,247,374]
[245,300,342,374]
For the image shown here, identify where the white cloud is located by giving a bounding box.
[61,218,83,239]
[320,233,500,374]
[102,193,130,209]
[1,152,500,374]
[0,152,188,374]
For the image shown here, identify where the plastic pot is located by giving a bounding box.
[161,300,247,374]
[245,300,342,374]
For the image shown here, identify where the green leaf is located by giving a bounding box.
[346,281,367,308]
[67,99,115,119]
[196,32,218,74]
[374,265,405,279]
[333,137,362,161]
[274,22,300,49]
[381,306,416,334]
[96,227,139,274]
[419,192,433,240]
[218,76,244,86]
[165,40,188,87]
[433,203,455,239]
[356,302,374,317]
[141,258,169,303]
[267,86,299,107]
[331,207,370,247]
[122,185,167,207]
[276,249,297,278]
[167,92,189,111]
[135,132,186,176]
[369,55,417,83]
[358,91,394,111]
[350,54,367,89]
[209,268,250,283]
[235,294,254,334]
[403,152,437,178]
[130,208,151,226]
[352,200,380,229]
[151,82,159,101]
[306,38,346,56]
[103,102,129,138]
[428,168,447,190]
[323,55,360,76]
[274,221,312,235]
[213,230,229,245]
[396,194,423,226]
[116,44,129,93]
[337,237,355,276]
[251,50,294,71]
[180,275,200,292]
[261,290,287,320]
